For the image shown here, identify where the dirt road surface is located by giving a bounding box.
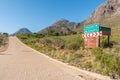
[0,37,111,80]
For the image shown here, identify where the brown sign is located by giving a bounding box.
[84,37,99,48]
[83,23,111,48]
[101,31,111,36]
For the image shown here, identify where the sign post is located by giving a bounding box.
[82,23,111,48]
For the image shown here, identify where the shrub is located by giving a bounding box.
[0,34,8,46]
[52,38,65,49]
[67,30,77,35]
[100,36,109,48]
[114,56,120,75]
[3,33,8,37]
[47,30,59,36]
[64,35,84,49]
[32,33,44,38]
[83,61,93,69]
[67,42,80,50]
[65,52,83,64]
[42,39,52,46]
[91,47,120,75]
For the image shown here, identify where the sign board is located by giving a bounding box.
[84,23,111,34]
[84,23,99,34]
[102,31,111,36]
[100,26,111,31]
[82,23,111,48]
[84,37,99,48]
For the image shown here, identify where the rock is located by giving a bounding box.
[109,73,120,79]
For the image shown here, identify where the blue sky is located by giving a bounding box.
[0,0,105,34]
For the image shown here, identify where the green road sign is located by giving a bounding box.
[100,26,111,31]
[84,23,100,34]
[84,23,111,34]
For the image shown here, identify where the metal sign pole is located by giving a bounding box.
[98,36,100,47]
[108,36,110,47]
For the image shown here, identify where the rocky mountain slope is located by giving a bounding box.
[13,28,32,35]
[39,0,120,34]
[84,0,120,26]
[39,19,79,34]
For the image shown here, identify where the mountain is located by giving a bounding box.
[39,19,79,34]
[13,28,32,35]
[84,0,120,27]
[39,0,120,34]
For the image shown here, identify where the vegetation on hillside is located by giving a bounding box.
[91,48,120,76]
[0,33,8,46]
[16,31,120,79]
[0,33,9,51]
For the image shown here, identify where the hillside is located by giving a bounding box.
[0,33,8,52]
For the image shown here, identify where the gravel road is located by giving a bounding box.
[0,37,111,80]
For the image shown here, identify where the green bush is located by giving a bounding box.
[32,33,44,38]
[67,42,80,50]
[91,47,120,75]
[47,30,59,36]
[83,61,93,69]
[114,56,120,75]
[42,39,52,46]
[0,34,8,46]
[3,33,8,37]
[67,30,77,35]
[52,38,65,49]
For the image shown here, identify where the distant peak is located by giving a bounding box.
[13,27,32,35]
